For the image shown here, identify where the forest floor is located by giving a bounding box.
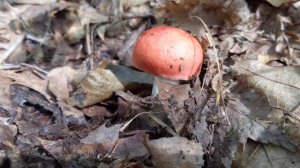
[0,0,299,167]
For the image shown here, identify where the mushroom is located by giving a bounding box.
[132,26,203,95]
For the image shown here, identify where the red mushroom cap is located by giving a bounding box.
[132,26,203,80]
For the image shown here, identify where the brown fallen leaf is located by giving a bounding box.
[78,1,109,24]
[58,102,87,125]
[0,122,17,145]
[51,32,77,66]
[158,83,191,133]
[10,84,59,115]
[15,121,40,136]
[0,69,51,101]
[0,74,15,115]
[217,98,296,162]
[233,141,300,168]
[10,0,56,5]
[266,0,296,7]
[47,66,78,101]
[148,137,204,168]
[110,133,149,161]
[80,124,121,144]
[67,67,124,108]
[37,137,72,166]
[234,60,300,119]
[81,105,113,119]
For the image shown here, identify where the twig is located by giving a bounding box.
[20,63,49,76]
[120,111,153,131]
[146,113,178,137]
[85,23,92,55]
[0,63,21,70]
[263,145,275,168]
[247,144,261,163]
[120,111,178,137]
[0,34,25,63]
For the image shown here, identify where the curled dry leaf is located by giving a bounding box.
[67,68,124,108]
[0,69,50,101]
[47,66,78,101]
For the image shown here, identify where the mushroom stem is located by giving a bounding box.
[151,76,180,96]
[152,77,159,96]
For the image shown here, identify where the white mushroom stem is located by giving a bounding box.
[152,76,180,96]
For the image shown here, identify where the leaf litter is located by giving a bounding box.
[0,0,299,167]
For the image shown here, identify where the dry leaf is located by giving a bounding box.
[80,124,121,144]
[78,2,109,24]
[149,137,204,168]
[233,141,300,168]
[110,133,149,160]
[158,83,191,133]
[59,102,87,125]
[67,68,124,108]
[0,69,51,101]
[266,0,296,7]
[47,66,78,100]
[117,22,148,66]
[223,99,296,155]
[234,60,300,119]
[10,0,56,5]
[0,74,15,113]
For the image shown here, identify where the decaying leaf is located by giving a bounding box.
[158,83,191,133]
[234,60,300,119]
[233,141,300,168]
[218,98,296,162]
[80,124,121,144]
[110,133,149,161]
